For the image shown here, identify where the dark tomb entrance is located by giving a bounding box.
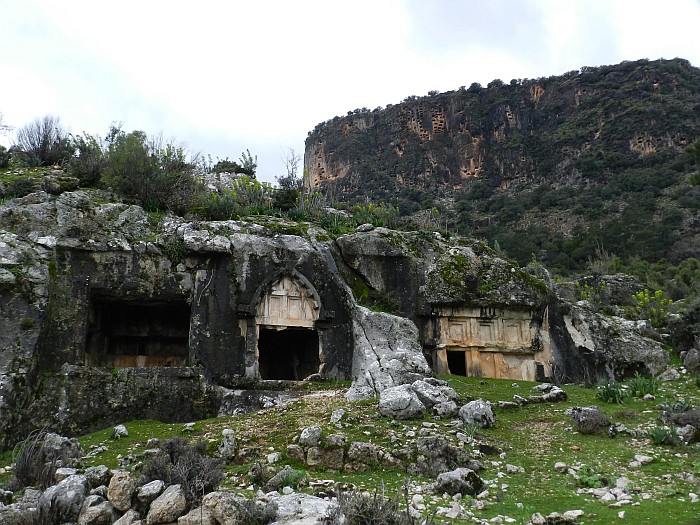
[447,350,467,376]
[257,327,319,380]
[85,297,190,367]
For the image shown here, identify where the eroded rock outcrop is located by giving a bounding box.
[0,190,673,448]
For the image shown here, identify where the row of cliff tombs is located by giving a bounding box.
[0,186,680,448]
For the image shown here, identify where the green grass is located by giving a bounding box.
[2,374,699,523]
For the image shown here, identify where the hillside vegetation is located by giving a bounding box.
[2,374,699,524]
[304,58,700,276]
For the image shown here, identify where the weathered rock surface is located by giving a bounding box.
[378,384,426,419]
[435,467,484,496]
[346,307,432,400]
[459,399,496,428]
[107,471,137,512]
[146,484,187,525]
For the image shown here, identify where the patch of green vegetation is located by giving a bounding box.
[3,371,695,524]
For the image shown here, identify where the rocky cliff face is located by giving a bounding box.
[304,58,700,271]
[0,190,670,448]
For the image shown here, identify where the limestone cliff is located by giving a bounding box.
[304,58,700,271]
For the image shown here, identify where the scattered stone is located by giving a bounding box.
[459,399,495,428]
[434,468,484,496]
[506,464,525,474]
[217,428,237,460]
[55,467,78,482]
[85,465,111,489]
[183,422,195,432]
[178,506,216,525]
[657,367,680,381]
[107,471,136,512]
[299,426,323,447]
[77,494,113,525]
[330,409,346,424]
[136,480,164,510]
[112,424,129,439]
[113,509,140,525]
[146,484,187,525]
[554,462,567,473]
[378,384,426,419]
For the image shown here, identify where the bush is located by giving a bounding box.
[198,190,243,220]
[140,437,224,505]
[229,498,277,525]
[5,177,39,198]
[576,465,607,488]
[0,145,10,168]
[596,382,626,404]
[67,133,106,186]
[627,372,658,397]
[102,129,201,214]
[323,486,435,525]
[630,288,672,329]
[15,115,73,166]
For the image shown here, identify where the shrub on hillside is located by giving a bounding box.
[67,133,106,186]
[102,129,201,214]
[323,486,435,525]
[15,115,73,167]
[0,145,10,168]
[140,437,224,505]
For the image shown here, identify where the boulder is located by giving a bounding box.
[42,432,84,466]
[272,493,333,523]
[683,347,700,375]
[217,428,237,460]
[459,399,495,428]
[551,302,670,382]
[78,494,114,525]
[136,480,164,510]
[146,484,187,525]
[411,378,460,408]
[178,506,216,525]
[108,471,137,512]
[202,491,247,525]
[346,307,431,401]
[113,424,129,438]
[299,426,322,447]
[39,474,88,524]
[435,468,484,496]
[378,384,426,419]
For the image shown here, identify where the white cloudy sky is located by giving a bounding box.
[1,0,699,183]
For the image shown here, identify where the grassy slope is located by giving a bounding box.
[1,374,699,524]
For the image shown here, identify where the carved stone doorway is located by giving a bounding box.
[255,275,322,380]
[85,297,190,367]
[258,327,319,380]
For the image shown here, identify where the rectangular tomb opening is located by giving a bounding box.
[85,297,190,367]
[257,327,319,380]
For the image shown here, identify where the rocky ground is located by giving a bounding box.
[1,368,698,525]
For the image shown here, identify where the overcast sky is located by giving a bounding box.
[2,0,699,183]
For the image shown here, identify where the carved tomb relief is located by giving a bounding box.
[433,306,551,381]
[255,276,321,380]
